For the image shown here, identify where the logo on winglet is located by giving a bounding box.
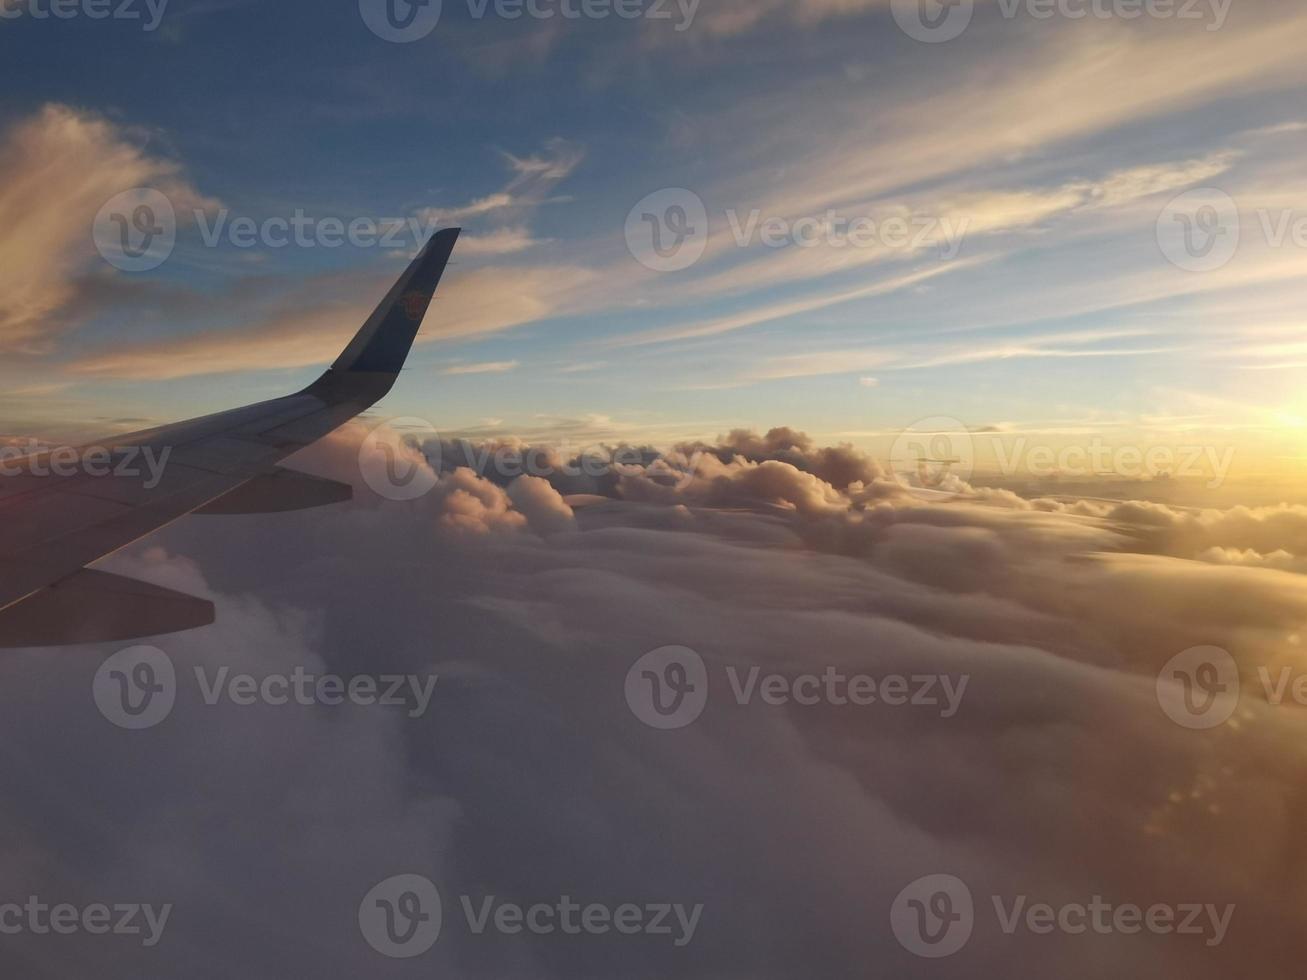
[400,291,428,321]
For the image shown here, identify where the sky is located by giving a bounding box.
[3,0,1307,492]
[4,3,1307,978]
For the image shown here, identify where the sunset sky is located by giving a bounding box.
[5,4,1307,978]
[3,0,1307,490]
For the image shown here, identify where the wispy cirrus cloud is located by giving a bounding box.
[414,138,583,229]
[66,263,595,380]
[601,258,985,349]
[455,226,551,256]
[441,360,520,376]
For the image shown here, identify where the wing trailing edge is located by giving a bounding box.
[194,467,352,515]
[0,570,214,648]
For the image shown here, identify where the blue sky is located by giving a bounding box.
[3,0,1307,483]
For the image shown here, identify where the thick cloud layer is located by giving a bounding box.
[1,424,1304,978]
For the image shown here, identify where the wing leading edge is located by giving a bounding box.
[0,228,460,646]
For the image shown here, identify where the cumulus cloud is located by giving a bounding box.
[432,467,532,535]
[2,424,1306,979]
[1200,546,1307,574]
[506,474,577,535]
[1020,497,1307,562]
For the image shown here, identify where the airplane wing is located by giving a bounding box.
[0,228,460,647]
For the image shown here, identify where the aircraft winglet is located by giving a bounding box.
[329,227,461,376]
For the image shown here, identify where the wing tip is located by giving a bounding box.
[324,226,462,379]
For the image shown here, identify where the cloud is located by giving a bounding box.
[0,104,213,352]
[457,226,551,256]
[415,139,583,229]
[55,136,593,381]
[506,474,577,535]
[441,360,521,376]
[5,423,1305,977]
[673,154,1236,310]
[602,260,979,349]
[664,0,890,38]
[67,263,595,380]
[1199,546,1307,575]
[431,192,517,224]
